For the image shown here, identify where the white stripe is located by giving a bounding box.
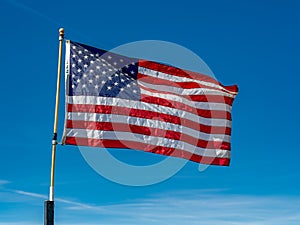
[140,88,231,112]
[67,112,231,142]
[62,40,71,144]
[65,129,230,159]
[67,96,232,128]
[138,81,235,98]
[138,67,237,95]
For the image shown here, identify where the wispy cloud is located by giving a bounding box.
[0,179,10,198]
[14,190,46,199]
[14,190,101,210]
[0,179,10,187]
[75,191,300,225]
[3,188,300,225]
[2,0,58,25]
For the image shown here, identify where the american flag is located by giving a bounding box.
[62,41,238,166]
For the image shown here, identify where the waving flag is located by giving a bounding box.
[62,41,238,166]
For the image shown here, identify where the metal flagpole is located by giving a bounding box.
[44,28,64,225]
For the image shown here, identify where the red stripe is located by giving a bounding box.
[138,73,233,94]
[66,120,231,150]
[140,94,232,120]
[139,60,238,94]
[189,94,234,105]
[140,85,235,105]
[68,104,232,135]
[64,137,230,166]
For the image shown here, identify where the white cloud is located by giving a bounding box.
[14,190,101,210]
[0,179,10,187]
[14,190,46,199]
[61,190,300,225]
[4,189,300,225]
[0,223,40,225]
[2,0,57,24]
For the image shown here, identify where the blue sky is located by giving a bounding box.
[0,0,300,224]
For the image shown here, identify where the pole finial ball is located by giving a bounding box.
[59,28,64,37]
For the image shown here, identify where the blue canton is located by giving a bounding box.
[68,41,140,100]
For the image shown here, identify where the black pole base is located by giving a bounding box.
[44,200,54,225]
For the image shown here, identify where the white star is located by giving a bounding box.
[83,74,87,78]
[120,59,124,62]
[113,62,117,66]
[108,69,113,72]
[95,75,100,79]
[78,59,82,63]
[90,60,94,64]
[132,82,137,86]
[125,65,129,68]
[101,80,106,84]
[95,85,99,89]
[114,82,118,86]
[77,79,80,83]
[96,66,100,70]
[72,46,76,49]
[120,88,124,91]
[77,69,81,72]
[84,64,88,68]
[121,79,125,82]
[102,63,107,67]
[72,54,76,58]
[89,69,94,73]
[96,53,99,57]
[72,64,76,68]
[82,84,86,88]
[78,50,82,54]
[102,71,106,75]
[72,84,75,88]
[89,79,93,83]
[131,62,135,65]
[72,74,76,78]
[107,86,112,90]
[84,55,88,59]
[130,70,134,74]
[108,76,112,80]
[127,84,131,88]
[133,89,137,93]
[115,74,119,77]
[84,49,88,52]
[108,55,112,59]
[90,54,94,57]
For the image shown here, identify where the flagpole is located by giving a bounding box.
[45,28,64,225]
